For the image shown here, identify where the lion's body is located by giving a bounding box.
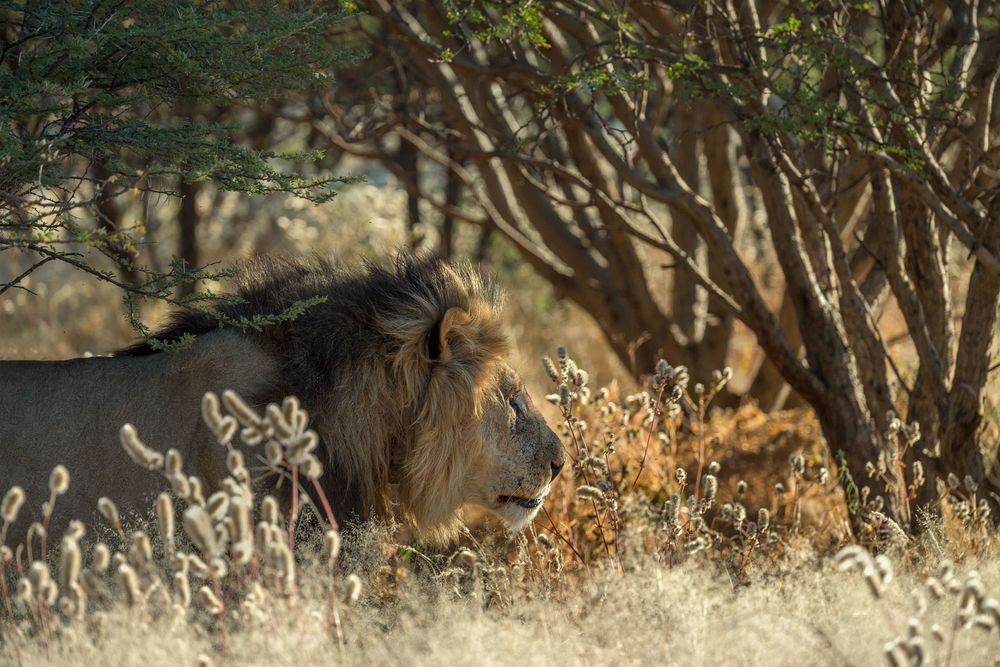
[1,256,563,546]
[1,333,275,539]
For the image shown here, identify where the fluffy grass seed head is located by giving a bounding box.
[117,564,141,606]
[265,441,284,468]
[97,497,121,532]
[92,543,111,573]
[301,455,323,480]
[207,492,230,523]
[345,573,363,605]
[156,493,175,549]
[29,560,51,591]
[120,423,164,470]
[15,578,33,605]
[49,465,70,496]
[454,548,478,568]
[324,530,342,565]
[174,570,192,607]
[576,485,605,502]
[59,536,82,590]
[183,505,218,558]
[166,449,183,475]
[170,473,191,499]
[203,392,238,445]
[129,531,153,568]
[702,474,718,504]
[222,389,270,445]
[198,585,224,614]
[2,485,25,524]
[261,496,280,525]
[226,449,245,475]
[542,354,560,383]
[188,476,205,507]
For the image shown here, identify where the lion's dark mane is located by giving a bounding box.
[120,254,500,395]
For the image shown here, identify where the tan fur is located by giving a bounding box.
[0,256,564,546]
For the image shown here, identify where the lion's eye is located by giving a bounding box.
[509,394,522,418]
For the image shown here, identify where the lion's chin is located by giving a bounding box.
[492,486,550,532]
[494,502,542,532]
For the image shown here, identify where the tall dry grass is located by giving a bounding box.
[2,364,998,666]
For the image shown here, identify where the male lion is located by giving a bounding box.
[0,256,564,545]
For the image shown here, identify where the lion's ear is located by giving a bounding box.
[427,306,471,362]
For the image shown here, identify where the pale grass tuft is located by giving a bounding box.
[454,548,477,568]
[65,519,85,541]
[119,423,164,470]
[49,464,70,496]
[324,530,342,565]
[156,493,175,554]
[59,536,82,590]
[261,496,280,525]
[117,564,141,607]
[91,543,111,573]
[174,570,192,607]
[207,491,229,523]
[97,497,121,533]
[183,505,218,558]
[169,473,191,499]
[166,448,183,475]
[345,574,363,605]
[129,531,153,568]
[576,485,605,501]
[2,486,25,524]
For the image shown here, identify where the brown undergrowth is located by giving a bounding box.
[2,351,999,666]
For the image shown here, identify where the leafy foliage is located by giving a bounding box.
[0,0,359,326]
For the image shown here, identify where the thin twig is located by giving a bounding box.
[632,385,666,490]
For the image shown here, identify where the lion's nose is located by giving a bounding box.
[550,460,564,481]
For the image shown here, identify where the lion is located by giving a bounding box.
[0,255,565,545]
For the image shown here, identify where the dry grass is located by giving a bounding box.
[2,361,998,666]
[3,185,1000,665]
[3,509,999,666]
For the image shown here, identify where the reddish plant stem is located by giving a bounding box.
[542,505,587,569]
[288,465,299,552]
[632,385,666,490]
[563,411,614,563]
[212,574,226,655]
[0,562,12,620]
[40,492,56,563]
[693,397,707,501]
[311,479,339,531]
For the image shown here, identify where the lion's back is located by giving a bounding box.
[0,331,277,543]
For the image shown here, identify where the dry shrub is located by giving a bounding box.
[1,370,998,665]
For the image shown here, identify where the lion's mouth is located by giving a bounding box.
[498,495,543,509]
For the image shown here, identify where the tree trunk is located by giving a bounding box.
[439,153,461,260]
[937,215,1000,516]
[93,161,139,285]
[177,178,200,300]
[395,138,421,248]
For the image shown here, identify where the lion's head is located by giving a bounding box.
[378,261,565,542]
[468,363,565,530]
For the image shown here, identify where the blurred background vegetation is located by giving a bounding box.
[3,0,999,542]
